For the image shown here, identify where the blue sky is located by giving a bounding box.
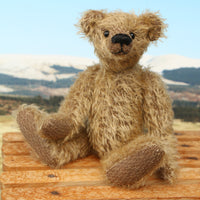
[0,0,200,59]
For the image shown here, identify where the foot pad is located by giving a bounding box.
[106,145,164,186]
[17,106,58,168]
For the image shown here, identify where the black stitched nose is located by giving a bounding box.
[111,34,132,45]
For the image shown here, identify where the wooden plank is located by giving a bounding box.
[178,141,200,154]
[0,168,104,189]
[2,135,200,156]
[179,154,200,168]
[2,182,200,200]
[177,135,200,142]
[2,142,31,155]
[2,132,24,143]
[3,153,200,171]
[3,131,200,143]
[2,143,200,171]
[1,167,200,189]
[179,160,200,168]
[174,131,200,136]
[3,142,199,156]
[1,131,200,200]
[2,155,47,171]
[178,141,200,147]
[3,155,100,171]
[178,167,200,180]
[180,153,200,160]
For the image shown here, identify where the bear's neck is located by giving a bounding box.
[99,56,140,73]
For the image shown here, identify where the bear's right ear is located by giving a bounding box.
[78,10,106,37]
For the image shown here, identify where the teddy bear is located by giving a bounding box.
[17,9,179,188]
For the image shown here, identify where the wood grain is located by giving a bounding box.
[3,155,100,171]
[2,142,31,155]
[1,131,200,200]
[2,183,200,200]
[0,168,104,188]
[2,132,24,143]
[3,131,200,143]
[3,154,200,171]
[1,168,200,189]
[2,137,200,156]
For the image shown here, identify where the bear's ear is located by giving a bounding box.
[137,11,167,41]
[79,10,106,36]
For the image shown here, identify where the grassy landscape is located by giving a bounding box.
[0,95,64,115]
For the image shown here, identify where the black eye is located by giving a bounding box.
[104,30,109,37]
[130,32,135,39]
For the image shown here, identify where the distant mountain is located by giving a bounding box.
[0,54,96,81]
[0,54,200,96]
[140,54,200,73]
[0,73,76,88]
[162,78,188,86]
[163,67,200,85]
[1,54,200,79]
[51,65,83,74]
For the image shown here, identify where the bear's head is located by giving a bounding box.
[79,10,167,72]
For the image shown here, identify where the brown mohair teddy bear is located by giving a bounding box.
[17,9,179,188]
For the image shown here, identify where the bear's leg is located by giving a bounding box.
[101,135,178,188]
[156,135,179,183]
[16,105,91,168]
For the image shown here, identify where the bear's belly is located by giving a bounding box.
[88,81,143,157]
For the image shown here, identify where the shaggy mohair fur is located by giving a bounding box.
[17,9,179,188]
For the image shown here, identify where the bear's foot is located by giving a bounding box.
[156,164,179,184]
[16,105,58,168]
[106,144,164,187]
[41,113,72,140]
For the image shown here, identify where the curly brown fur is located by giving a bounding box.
[106,144,164,188]
[16,9,178,188]
[16,105,58,167]
[78,10,167,73]
[40,113,73,140]
[17,105,91,168]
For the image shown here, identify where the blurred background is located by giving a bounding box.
[0,0,199,133]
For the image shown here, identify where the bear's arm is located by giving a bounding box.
[58,64,99,140]
[142,70,174,137]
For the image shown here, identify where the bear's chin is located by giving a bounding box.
[112,51,129,56]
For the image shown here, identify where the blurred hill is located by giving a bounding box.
[0,54,199,100]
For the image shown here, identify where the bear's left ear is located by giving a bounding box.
[137,11,167,41]
[78,10,106,37]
